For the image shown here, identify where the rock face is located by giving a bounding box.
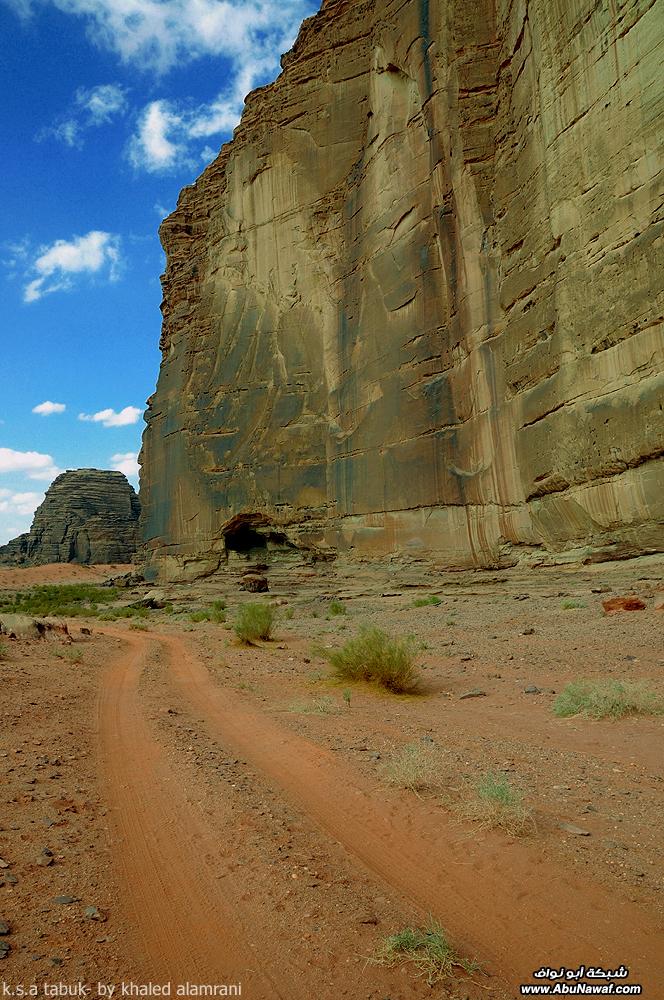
[0,470,141,566]
[141,0,664,581]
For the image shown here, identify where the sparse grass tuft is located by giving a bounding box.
[379,742,439,794]
[319,627,420,694]
[561,599,587,610]
[374,918,479,985]
[553,679,663,720]
[460,770,534,836]
[58,645,83,663]
[234,602,275,644]
[189,606,226,624]
[329,599,347,616]
[289,696,338,715]
[0,640,9,661]
[412,595,441,608]
[129,621,150,631]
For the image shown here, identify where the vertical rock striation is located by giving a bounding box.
[141,0,664,581]
[0,470,141,566]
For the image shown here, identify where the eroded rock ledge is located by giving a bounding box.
[140,0,664,582]
[0,470,141,566]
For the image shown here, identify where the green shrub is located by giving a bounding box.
[320,627,420,693]
[375,919,479,985]
[412,595,441,608]
[553,679,663,720]
[329,599,347,616]
[561,599,587,610]
[234,602,275,643]
[0,584,119,618]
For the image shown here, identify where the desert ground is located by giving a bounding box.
[0,557,663,998]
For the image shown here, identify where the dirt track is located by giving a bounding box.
[1,559,663,997]
[94,627,664,995]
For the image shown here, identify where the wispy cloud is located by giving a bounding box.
[0,447,62,481]
[78,406,142,427]
[0,489,44,517]
[23,230,122,303]
[110,451,139,479]
[32,400,66,415]
[38,83,129,148]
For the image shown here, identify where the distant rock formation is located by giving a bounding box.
[141,0,664,582]
[0,470,141,566]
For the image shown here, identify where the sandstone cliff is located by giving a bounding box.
[0,470,141,566]
[141,0,664,581]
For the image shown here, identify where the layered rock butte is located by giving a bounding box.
[141,0,664,582]
[0,470,141,566]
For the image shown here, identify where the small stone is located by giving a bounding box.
[0,860,9,870]
[53,895,78,905]
[524,685,542,694]
[559,822,591,836]
[0,941,10,959]
[459,688,486,700]
[84,906,107,922]
[421,735,434,744]
[3,874,18,885]
[520,627,536,635]
[80,627,92,636]
[0,921,10,935]
[514,594,530,601]
[50,957,64,967]
[602,596,646,614]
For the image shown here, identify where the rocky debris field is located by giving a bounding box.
[0,556,662,997]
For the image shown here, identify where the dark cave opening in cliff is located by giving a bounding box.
[222,515,292,556]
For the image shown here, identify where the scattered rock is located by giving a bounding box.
[80,627,92,636]
[591,585,611,594]
[520,627,536,635]
[459,688,486,700]
[0,921,10,935]
[559,822,591,836]
[53,895,78,905]
[514,594,530,601]
[84,906,107,922]
[602,596,646,614]
[0,859,9,870]
[524,685,543,694]
[0,941,10,959]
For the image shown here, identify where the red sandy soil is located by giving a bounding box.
[0,558,663,998]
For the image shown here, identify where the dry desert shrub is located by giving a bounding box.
[320,627,420,693]
[234,602,275,643]
[553,679,663,720]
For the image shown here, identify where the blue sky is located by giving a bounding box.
[0,0,319,543]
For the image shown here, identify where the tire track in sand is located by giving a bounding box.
[158,630,664,993]
[96,630,292,996]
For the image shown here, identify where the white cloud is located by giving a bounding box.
[0,490,44,517]
[0,447,61,481]
[79,82,128,123]
[23,230,122,303]
[32,400,66,416]
[111,451,140,479]
[40,0,313,74]
[38,83,129,148]
[78,406,142,427]
[128,100,189,173]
